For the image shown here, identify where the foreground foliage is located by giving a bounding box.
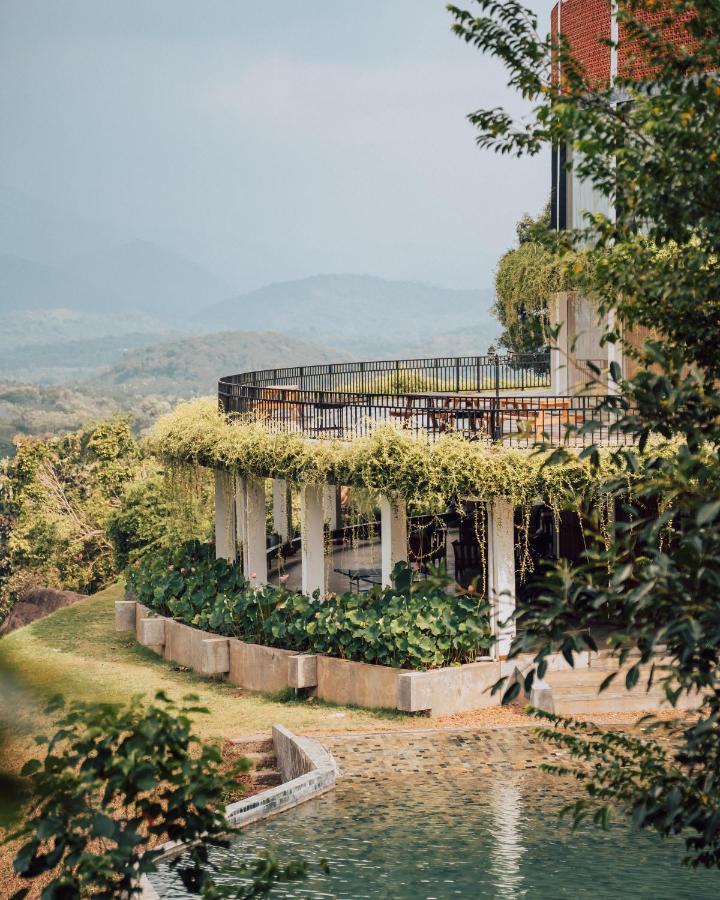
[8,693,247,898]
[8,691,312,898]
[127,544,491,670]
[448,0,720,867]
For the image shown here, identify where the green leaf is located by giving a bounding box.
[696,500,720,526]
[501,682,521,706]
[20,759,41,777]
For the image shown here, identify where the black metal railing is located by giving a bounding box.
[218,353,632,447]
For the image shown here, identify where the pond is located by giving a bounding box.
[150,766,719,899]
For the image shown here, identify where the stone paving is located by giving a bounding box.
[319,726,570,779]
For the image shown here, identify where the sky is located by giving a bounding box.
[0,0,556,292]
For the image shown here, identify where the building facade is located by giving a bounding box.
[548,1,695,392]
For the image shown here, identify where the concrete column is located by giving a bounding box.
[487,497,516,660]
[301,484,326,597]
[379,495,408,587]
[245,477,268,587]
[323,483,341,532]
[234,475,248,573]
[214,469,236,562]
[272,478,291,543]
[549,292,569,396]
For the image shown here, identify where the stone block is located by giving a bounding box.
[397,661,501,716]
[528,678,555,714]
[316,656,407,710]
[115,600,136,632]
[228,640,295,693]
[200,638,230,675]
[135,603,151,643]
[163,620,198,669]
[288,654,318,689]
[139,616,166,650]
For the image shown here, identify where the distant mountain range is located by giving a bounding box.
[193,274,498,354]
[61,240,232,316]
[93,330,350,398]
[0,184,502,418]
[0,242,230,318]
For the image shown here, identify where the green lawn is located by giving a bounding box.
[1,581,407,765]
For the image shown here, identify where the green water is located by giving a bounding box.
[152,770,720,899]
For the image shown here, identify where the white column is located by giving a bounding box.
[272,478,291,543]
[245,477,268,587]
[323,483,341,532]
[379,495,408,587]
[550,293,569,396]
[234,475,248,573]
[487,497,516,660]
[214,469,236,562]
[301,484,326,597]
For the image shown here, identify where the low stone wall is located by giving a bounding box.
[316,655,409,710]
[272,723,337,782]
[119,598,691,718]
[228,640,295,693]
[398,660,502,715]
[139,724,337,899]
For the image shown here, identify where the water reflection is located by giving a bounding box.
[489,774,525,899]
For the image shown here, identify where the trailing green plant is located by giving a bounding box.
[148,398,673,521]
[493,203,572,353]
[128,545,491,670]
[7,691,290,898]
[107,468,213,569]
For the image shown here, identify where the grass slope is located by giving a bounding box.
[1,581,403,759]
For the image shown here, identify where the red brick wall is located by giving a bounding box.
[618,7,697,78]
[552,0,612,84]
[550,1,697,84]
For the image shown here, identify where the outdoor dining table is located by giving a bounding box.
[333,566,383,592]
[390,392,581,439]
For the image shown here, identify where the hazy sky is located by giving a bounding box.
[1,1,555,292]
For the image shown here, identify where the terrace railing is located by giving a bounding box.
[219,352,632,447]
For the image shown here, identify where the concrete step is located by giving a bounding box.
[230,737,274,754]
[252,769,283,787]
[554,693,669,715]
[548,665,668,715]
[242,751,278,770]
[548,671,659,690]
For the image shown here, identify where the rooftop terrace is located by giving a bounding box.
[218,351,630,447]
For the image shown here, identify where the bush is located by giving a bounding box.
[8,692,248,898]
[127,544,491,670]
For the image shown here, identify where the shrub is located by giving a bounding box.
[127,544,491,670]
[8,692,249,898]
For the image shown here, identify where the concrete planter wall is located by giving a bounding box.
[119,598,483,715]
[316,655,411,710]
[228,640,295,693]
[118,598,689,717]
